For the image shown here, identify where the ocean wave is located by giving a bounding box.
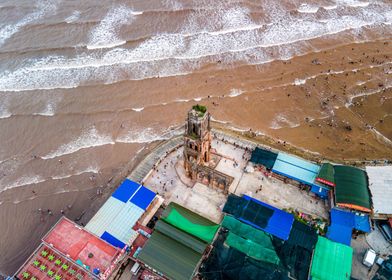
[270,114,301,130]
[41,127,115,159]
[229,88,244,97]
[34,102,56,116]
[297,4,319,14]
[87,5,141,50]
[116,126,182,144]
[132,107,144,112]
[65,10,80,23]
[3,175,46,190]
[338,0,370,8]
[0,2,391,91]
[0,0,59,46]
[51,166,99,180]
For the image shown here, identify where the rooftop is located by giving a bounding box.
[366,166,392,215]
[43,217,120,273]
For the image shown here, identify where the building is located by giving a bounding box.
[183,105,233,193]
[14,217,121,280]
[85,179,159,249]
[366,166,392,219]
[137,203,219,280]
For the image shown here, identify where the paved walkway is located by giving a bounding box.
[128,136,183,183]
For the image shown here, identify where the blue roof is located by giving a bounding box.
[101,231,126,248]
[130,185,156,210]
[330,208,354,228]
[311,185,329,198]
[326,224,352,246]
[272,153,321,187]
[242,195,294,240]
[112,179,140,203]
[354,214,371,233]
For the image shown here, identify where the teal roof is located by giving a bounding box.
[272,153,320,186]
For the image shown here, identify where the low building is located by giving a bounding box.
[334,165,372,212]
[366,166,392,219]
[310,236,353,280]
[85,179,157,249]
[14,217,120,280]
[137,202,219,280]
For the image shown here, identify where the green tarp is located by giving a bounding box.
[287,220,318,251]
[225,232,280,265]
[310,236,353,280]
[154,220,207,254]
[334,165,371,210]
[316,163,335,186]
[162,207,219,243]
[250,147,278,169]
[222,215,274,246]
[138,230,202,280]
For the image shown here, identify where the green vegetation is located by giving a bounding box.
[33,260,40,267]
[48,255,55,261]
[40,250,48,257]
[54,259,61,266]
[54,274,62,280]
[39,265,47,272]
[68,269,76,275]
[22,272,30,279]
[31,276,37,280]
[61,264,69,271]
[47,270,54,277]
[192,104,207,117]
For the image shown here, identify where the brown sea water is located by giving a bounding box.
[1,0,392,274]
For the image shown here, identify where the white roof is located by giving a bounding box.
[366,166,392,215]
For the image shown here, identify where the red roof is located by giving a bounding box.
[43,217,120,272]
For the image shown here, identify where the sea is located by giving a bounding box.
[0,0,391,275]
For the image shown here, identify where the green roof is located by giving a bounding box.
[334,165,371,210]
[155,220,207,254]
[250,147,278,169]
[138,230,202,280]
[316,163,335,186]
[225,232,280,265]
[162,203,219,243]
[311,236,353,280]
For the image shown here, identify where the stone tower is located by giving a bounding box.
[183,105,211,178]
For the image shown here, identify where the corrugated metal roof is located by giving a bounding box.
[287,220,318,251]
[334,165,371,210]
[311,236,353,280]
[138,229,203,280]
[272,152,321,187]
[366,166,392,215]
[86,180,156,247]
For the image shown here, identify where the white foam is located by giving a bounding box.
[270,114,300,130]
[175,99,190,103]
[323,5,338,10]
[65,10,80,23]
[116,127,182,144]
[0,0,59,46]
[87,5,140,50]
[294,78,307,85]
[298,4,319,14]
[132,107,144,112]
[1,2,391,91]
[42,127,114,159]
[338,0,370,8]
[211,116,229,124]
[0,107,12,119]
[229,88,244,97]
[5,175,46,190]
[193,97,202,101]
[51,166,99,180]
[35,102,56,116]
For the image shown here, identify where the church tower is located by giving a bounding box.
[183,105,211,178]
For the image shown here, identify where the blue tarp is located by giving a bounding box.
[130,185,156,210]
[101,231,126,249]
[310,185,329,198]
[326,208,370,245]
[242,195,294,240]
[326,224,352,246]
[354,214,371,233]
[112,179,140,203]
